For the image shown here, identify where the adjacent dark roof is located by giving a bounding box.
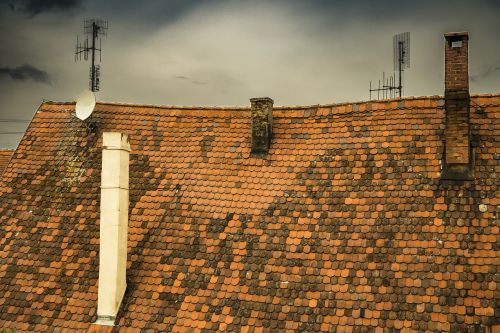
[0,95,499,332]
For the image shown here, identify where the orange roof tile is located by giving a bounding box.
[0,94,499,332]
[0,149,13,175]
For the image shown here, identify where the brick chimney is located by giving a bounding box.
[442,32,472,180]
[250,97,274,154]
[96,132,130,325]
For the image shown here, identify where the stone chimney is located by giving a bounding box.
[250,97,274,154]
[442,32,472,180]
[96,132,130,325]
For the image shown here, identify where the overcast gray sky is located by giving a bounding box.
[0,0,499,148]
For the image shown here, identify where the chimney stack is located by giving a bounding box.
[250,97,274,155]
[442,32,472,180]
[97,132,130,325]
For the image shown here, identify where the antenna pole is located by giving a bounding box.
[393,72,396,98]
[382,72,385,99]
[398,41,403,98]
[91,21,96,92]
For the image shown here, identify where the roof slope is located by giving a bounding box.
[0,149,13,175]
[0,95,499,332]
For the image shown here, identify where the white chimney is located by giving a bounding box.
[96,132,130,325]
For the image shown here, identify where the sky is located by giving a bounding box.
[0,0,499,148]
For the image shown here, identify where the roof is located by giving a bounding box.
[0,149,13,175]
[0,94,499,332]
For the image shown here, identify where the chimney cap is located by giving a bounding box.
[103,132,131,152]
[444,31,469,39]
[250,97,274,104]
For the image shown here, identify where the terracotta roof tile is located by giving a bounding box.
[0,94,499,332]
[0,149,13,176]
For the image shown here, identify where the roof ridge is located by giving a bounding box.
[40,92,500,110]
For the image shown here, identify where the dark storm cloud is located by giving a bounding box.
[87,0,204,28]
[471,61,500,82]
[8,0,83,17]
[0,64,50,83]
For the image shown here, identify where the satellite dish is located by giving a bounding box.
[75,90,96,120]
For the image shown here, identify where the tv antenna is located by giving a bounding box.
[369,32,410,100]
[75,19,108,92]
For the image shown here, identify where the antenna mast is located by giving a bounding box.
[75,19,108,92]
[369,32,410,100]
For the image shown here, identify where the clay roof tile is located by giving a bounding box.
[0,94,499,331]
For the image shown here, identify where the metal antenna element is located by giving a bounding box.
[75,19,108,92]
[369,32,410,100]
